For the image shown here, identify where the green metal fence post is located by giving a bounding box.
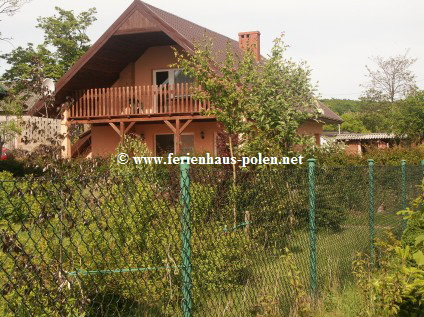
[308,158,317,297]
[401,160,407,231]
[180,157,192,317]
[368,159,375,265]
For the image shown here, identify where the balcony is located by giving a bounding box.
[69,83,212,121]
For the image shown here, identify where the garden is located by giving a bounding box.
[0,145,422,316]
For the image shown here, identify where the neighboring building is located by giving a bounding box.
[0,115,61,152]
[29,0,342,158]
[1,89,61,151]
[324,132,401,155]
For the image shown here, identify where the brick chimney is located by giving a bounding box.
[238,31,261,61]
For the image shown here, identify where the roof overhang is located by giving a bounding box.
[54,0,196,107]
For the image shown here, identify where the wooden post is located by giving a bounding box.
[120,122,125,142]
[61,108,71,159]
[176,118,181,155]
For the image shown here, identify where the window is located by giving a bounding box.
[153,69,194,112]
[153,69,193,86]
[181,134,194,155]
[174,69,194,84]
[155,134,174,156]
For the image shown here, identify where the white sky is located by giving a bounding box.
[0,0,423,100]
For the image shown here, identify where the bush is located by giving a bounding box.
[309,144,424,166]
[353,184,424,317]
[0,159,42,177]
[0,164,260,316]
[401,181,424,259]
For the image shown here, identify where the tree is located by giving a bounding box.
[0,0,31,39]
[174,34,318,158]
[0,0,29,16]
[0,96,23,151]
[1,6,96,96]
[174,34,318,227]
[339,112,369,133]
[36,7,96,76]
[320,99,362,116]
[391,90,424,142]
[362,53,417,102]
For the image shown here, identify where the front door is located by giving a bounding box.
[155,134,174,156]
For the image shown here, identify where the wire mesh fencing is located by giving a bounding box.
[0,161,422,316]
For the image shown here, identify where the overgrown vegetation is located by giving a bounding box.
[351,185,424,316]
[1,135,421,316]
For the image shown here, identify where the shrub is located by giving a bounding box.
[0,159,42,177]
[353,184,424,317]
[309,144,424,166]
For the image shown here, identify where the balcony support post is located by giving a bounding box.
[175,118,181,155]
[61,108,71,159]
[120,122,124,139]
[164,118,193,155]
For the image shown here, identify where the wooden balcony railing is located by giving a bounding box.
[70,83,211,119]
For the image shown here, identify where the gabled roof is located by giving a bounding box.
[316,101,343,124]
[35,0,342,124]
[54,0,242,105]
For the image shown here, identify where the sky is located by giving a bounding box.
[0,0,423,100]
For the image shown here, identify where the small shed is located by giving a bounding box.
[324,132,401,155]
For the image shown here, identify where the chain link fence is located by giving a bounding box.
[0,161,423,316]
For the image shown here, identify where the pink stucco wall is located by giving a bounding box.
[90,119,323,157]
[91,124,121,157]
[112,45,183,87]
[91,121,219,157]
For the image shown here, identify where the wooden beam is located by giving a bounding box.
[175,118,181,155]
[124,122,136,134]
[109,122,121,136]
[69,115,216,125]
[180,119,192,134]
[164,120,176,133]
[120,122,125,138]
[113,27,162,35]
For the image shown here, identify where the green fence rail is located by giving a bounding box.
[0,161,422,316]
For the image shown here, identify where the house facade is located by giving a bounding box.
[31,0,342,158]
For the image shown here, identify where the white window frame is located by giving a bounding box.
[153,68,184,85]
[153,69,180,112]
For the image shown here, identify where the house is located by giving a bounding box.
[30,0,342,158]
[323,132,402,155]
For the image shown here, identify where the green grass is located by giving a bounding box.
[197,222,377,316]
[0,206,404,316]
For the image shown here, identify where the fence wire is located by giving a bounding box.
[0,163,422,316]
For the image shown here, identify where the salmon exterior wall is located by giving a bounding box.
[112,45,183,87]
[91,125,122,157]
[134,121,218,155]
[91,121,219,157]
[90,119,322,157]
